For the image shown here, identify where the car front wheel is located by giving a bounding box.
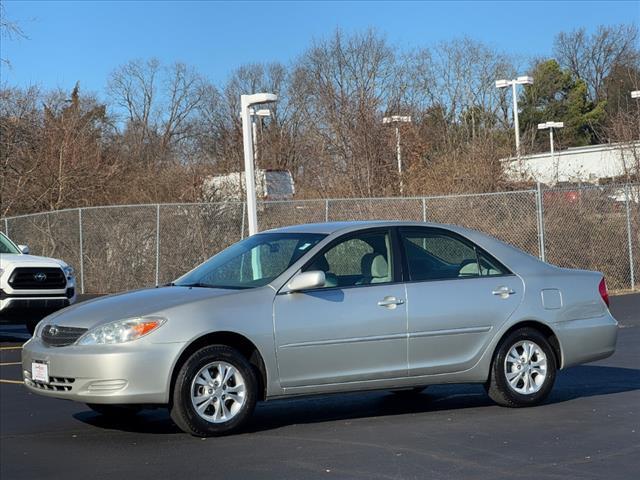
[170,345,257,436]
[486,327,557,407]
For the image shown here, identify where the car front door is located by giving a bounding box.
[399,227,523,376]
[273,228,408,388]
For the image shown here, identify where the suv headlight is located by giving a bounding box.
[77,316,166,345]
[62,265,74,278]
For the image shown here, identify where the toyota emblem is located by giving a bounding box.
[48,326,59,336]
[34,272,47,282]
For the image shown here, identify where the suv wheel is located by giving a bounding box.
[170,345,257,436]
[486,327,557,407]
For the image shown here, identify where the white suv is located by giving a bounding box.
[0,232,77,333]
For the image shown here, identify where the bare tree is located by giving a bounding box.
[0,1,27,67]
[554,24,639,101]
[108,59,210,164]
[291,29,398,196]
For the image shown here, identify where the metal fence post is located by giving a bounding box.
[240,202,246,239]
[78,208,85,294]
[155,204,160,286]
[536,182,546,262]
[422,198,427,222]
[625,185,635,290]
[325,199,329,222]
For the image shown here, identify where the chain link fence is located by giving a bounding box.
[2,183,638,293]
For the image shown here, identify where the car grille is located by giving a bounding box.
[41,325,88,347]
[24,372,75,392]
[8,267,66,290]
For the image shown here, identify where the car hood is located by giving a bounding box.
[44,286,242,330]
[0,253,66,269]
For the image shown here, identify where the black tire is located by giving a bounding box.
[391,386,428,396]
[485,327,557,407]
[87,404,142,417]
[170,345,258,437]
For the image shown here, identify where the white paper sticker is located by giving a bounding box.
[32,362,49,383]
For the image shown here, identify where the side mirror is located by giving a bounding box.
[18,245,30,255]
[287,271,326,292]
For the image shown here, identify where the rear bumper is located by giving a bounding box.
[554,312,618,369]
[21,337,184,404]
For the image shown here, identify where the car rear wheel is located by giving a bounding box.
[486,327,557,407]
[170,345,257,437]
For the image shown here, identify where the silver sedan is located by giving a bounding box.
[22,221,618,436]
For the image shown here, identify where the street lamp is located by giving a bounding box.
[632,90,640,99]
[249,108,271,164]
[382,115,412,195]
[496,75,534,159]
[538,121,564,182]
[241,93,277,236]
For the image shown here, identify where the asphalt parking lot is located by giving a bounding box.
[1,294,638,480]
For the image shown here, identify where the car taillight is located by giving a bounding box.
[599,277,609,308]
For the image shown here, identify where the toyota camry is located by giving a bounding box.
[22,221,618,436]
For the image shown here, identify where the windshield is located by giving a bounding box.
[0,233,21,254]
[174,232,326,289]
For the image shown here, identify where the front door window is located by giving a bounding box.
[303,231,393,288]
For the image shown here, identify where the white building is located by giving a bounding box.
[503,142,640,185]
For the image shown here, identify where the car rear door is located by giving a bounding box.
[399,227,523,376]
[273,228,408,388]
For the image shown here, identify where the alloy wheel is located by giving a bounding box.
[190,361,247,423]
[503,340,548,395]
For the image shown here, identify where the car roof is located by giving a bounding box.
[262,220,444,235]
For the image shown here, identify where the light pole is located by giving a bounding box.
[382,115,412,195]
[250,108,271,164]
[496,76,534,159]
[632,91,640,139]
[538,121,564,183]
[241,93,277,236]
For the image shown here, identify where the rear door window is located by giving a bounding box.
[399,228,509,281]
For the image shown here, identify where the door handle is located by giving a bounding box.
[377,296,405,308]
[492,286,515,298]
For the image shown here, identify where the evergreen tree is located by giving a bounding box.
[519,60,606,153]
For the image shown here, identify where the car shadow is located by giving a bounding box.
[72,364,640,436]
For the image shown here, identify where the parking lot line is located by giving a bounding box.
[0,346,23,350]
[0,379,23,385]
[0,362,22,366]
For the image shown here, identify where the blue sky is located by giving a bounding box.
[2,0,638,97]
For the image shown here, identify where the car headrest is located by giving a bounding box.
[371,254,389,279]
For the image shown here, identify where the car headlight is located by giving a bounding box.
[77,316,166,345]
[62,265,74,278]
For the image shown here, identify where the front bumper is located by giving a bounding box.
[21,337,185,404]
[554,312,618,369]
[0,286,77,313]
